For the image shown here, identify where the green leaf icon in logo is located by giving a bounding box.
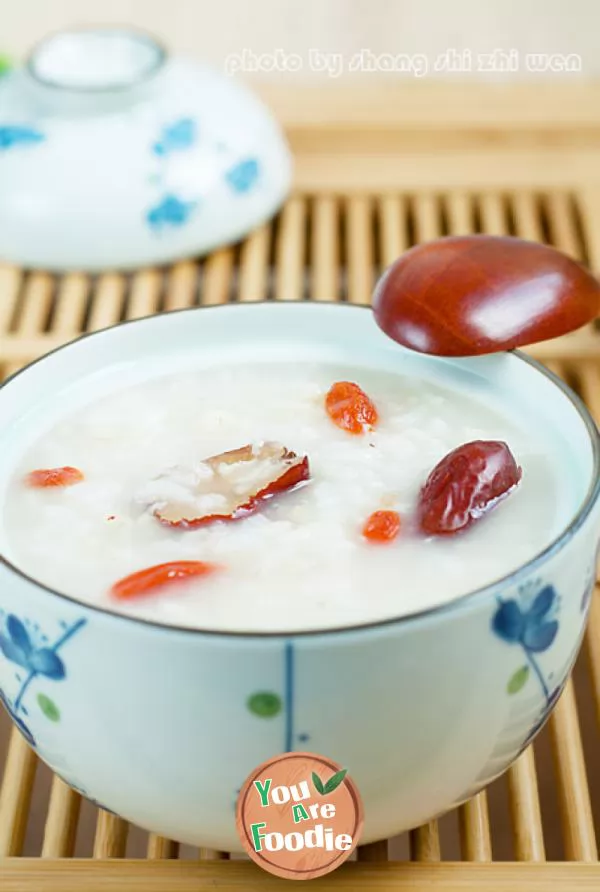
[507,665,530,694]
[312,772,325,795]
[312,768,348,795]
[324,769,348,794]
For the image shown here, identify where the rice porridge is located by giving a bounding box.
[2,360,566,632]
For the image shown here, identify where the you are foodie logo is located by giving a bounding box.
[236,752,364,880]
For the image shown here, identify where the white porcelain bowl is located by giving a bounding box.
[0,304,598,849]
[0,27,292,271]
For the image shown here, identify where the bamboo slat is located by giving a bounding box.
[4,273,54,377]
[275,196,306,301]
[479,193,507,235]
[51,274,89,335]
[458,794,493,862]
[201,250,234,307]
[413,193,440,244]
[506,749,546,862]
[0,731,37,857]
[86,274,126,332]
[357,840,388,862]
[345,196,373,305]
[445,193,473,235]
[548,679,598,861]
[311,196,339,301]
[92,812,129,859]
[238,224,271,302]
[146,835,179,860]
[41,778,81,858]
[378,196,408,267]
[585,588,600,730]
[5,859,600,891]
[410,822,442,863]
[511,192,544,242]
[163,262,199,311]
[128,270,163,319]
[197,848,229,861]
[577,188,600,271]
[0,266,22,332]
[544,192,582,259]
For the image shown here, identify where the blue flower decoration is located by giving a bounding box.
[225,157,259,193]
[153,118,197,156]
[0,615,65,679]
[146,194,198,231]
[0,687,35,747]
[492,584,560,705]
[0,614,84,750]
[493,585,558,653]
[0,125,45,151]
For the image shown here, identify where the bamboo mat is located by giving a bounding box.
[1,87,600,889]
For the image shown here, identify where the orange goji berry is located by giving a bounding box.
[325,381,378,435]
[26,467,84,488]
[362,510,401,543]
[111,561,221,601]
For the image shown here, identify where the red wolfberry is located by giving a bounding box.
[111,561,221,600]
[362,510,401,543]
[325,381,378,435]
[26,467,84,488]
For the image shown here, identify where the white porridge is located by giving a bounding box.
[2,360,566,631]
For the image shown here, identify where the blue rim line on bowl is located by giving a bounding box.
[1,302,599,639]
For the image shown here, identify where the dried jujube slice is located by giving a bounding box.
[325,381,378,435]
[111,560,221,600]
[138,441,310,529]
[25,467,84,488]
[417,440,522,536]
[362,510,401,543]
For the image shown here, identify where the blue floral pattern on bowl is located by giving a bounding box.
[0,612,86,748]
[146,118,200,232]
[492,581,559,703]
[146,194,198,231]
[225,158,260,193]
[0,125,45,151]
[153,118,197,156]
[144,116,261,235]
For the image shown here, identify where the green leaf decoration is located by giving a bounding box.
[507,665,530,695]
[37,693,60,722]
[247,692,282,718]
[0,55,13,76]
[312,771,325,795]
[324,768,348,794]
